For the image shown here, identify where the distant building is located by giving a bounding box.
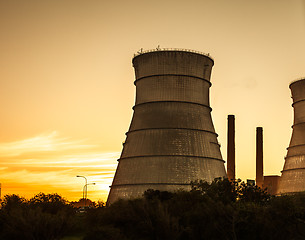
[247,179,255,186]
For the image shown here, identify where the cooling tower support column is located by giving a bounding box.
[227,115,235,181]
[256,127,264,188]
[107,49,227,204]
[278,79,305,194]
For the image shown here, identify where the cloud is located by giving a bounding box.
[0,131,94,157]
[0,132,119,201]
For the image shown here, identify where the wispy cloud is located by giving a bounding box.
[0,132,119,201]
[0,131,94,157]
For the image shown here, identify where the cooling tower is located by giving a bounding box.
[107,49,227,204]
[278,79,305,194]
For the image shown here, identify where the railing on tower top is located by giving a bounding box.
[133,48,213,60]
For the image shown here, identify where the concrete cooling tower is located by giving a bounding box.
[278,79,305,194]
[107,49,227,204]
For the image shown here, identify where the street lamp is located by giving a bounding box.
[76,175,87,207]
[84,183,95,207]
[76,175,95,208]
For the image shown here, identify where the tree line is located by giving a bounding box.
[1,179,305,239]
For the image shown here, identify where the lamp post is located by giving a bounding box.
[84,183,95,207]
[76,175,96,208]
[76,175,87,207]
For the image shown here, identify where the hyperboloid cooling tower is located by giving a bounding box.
[278,79,305,194]
[107,49,226,204]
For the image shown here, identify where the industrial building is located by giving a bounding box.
[106,49,305,204]
[227,77,305,195]
[226,117,280,195]
[107,49,227,204]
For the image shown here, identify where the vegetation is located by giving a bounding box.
[0,193,78,240]
[1,179,305,239]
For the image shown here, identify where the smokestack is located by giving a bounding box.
[227,115,235,181]
[256,127,264,188]
[107,49,227,204]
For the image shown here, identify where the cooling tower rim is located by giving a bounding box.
[289,78,305,88]
[118,155,225,162]
[133,101,212,111]
[281,167,305,173]
[132,48,214,62]
[291,99,305,107]
[286,143,305,150]
[125,128,218,137]
[134,74,212,86]
[284,153,305,159]
[291,122,305,128]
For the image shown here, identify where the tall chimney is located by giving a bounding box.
[227,115,235,181]
[256,127,264,188]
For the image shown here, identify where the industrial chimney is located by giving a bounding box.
[227,115,235,181]
[107,49,227,204]
[256,127,264,188]
[278,79,305,194]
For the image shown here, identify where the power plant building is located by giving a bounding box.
[278,79,305,194]
[107,49,227,204]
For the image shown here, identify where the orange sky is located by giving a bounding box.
[1,0,305,202]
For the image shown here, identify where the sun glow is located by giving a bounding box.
[0,132,119,202]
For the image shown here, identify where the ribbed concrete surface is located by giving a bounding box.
[107,50,226,204]
[278,79,305,194]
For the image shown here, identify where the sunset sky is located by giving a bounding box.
[1,0,305,202]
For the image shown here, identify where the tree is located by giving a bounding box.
[238,181,270,203]
[0,194,27,212]
[0,193,77,240]
[191,178,238,204]
[191,178,271,204]
[29,192,72,214]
